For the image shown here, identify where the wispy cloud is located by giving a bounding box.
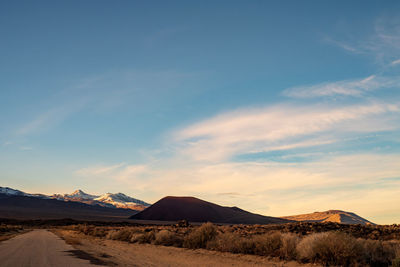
[16,100,87,136]
[19,146,33,151]
[283,75,400,98]
[324,38,360,53]
[391,58,400,66]
[329,17,400,66]
[75,163,148,183]
[75,163,126,176]
[173,101,400,161]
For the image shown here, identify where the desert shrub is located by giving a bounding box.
[74,225,108,237]
[134,231,156,244]
[106,230,118,240]
[207,232,254,254]
[183,222,218,249]
[251,232,282,257]
[106,229,133,242]
[393,258,400,267]
[395,242,400,265]
[296,232,363,266]
[130,233,144,243]
[90,227,108,238]
[280,233,300,260]
[361,239,396,267]
[209,231,283,256]
[0,225,23,234]
[154,230,183,246]
[76,224,92,235]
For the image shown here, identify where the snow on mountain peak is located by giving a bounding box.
[0,186,50,199]
[94,192,150,207]
[0,186,26,196]
[65,189,99,200]
[2,186,149,211]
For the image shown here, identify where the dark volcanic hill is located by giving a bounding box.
[130,196,290,224]
[0,193,137,221]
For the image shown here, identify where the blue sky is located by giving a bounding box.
[1,1,400,224]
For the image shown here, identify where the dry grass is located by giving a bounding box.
[183,222,218,249]
[280,233,301,260]
[62,235,82,245]
[133,231,156,244]
[0,225,25,242]
[64,222,400,266]
[207,232,252,254]
[207,231,301,260]
[297,232,362,266]
[296,232,399,266]
[0,225,23,233]
[393,258,400,267]
[154,230,183,246]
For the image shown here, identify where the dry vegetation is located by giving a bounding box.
[55,222,400,267]
[0,224,25,242]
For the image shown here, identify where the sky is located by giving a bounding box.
[1,1,400,224]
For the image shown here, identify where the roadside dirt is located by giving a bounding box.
[53,229,320,267]
[0,229,30,242]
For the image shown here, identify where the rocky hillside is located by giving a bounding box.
[282,210,374,225]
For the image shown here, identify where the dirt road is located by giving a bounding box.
[0,229,104,267]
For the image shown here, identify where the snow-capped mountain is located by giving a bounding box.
[94,193,149,210]
[1,186,149,211]
[53,189,98,200]
[0,186,50,199]
[0,186,26,196]
[52,189,150,210]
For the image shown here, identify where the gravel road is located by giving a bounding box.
[0,229,104,267]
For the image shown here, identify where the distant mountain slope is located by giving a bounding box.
[282,210,374,225]
[0,193,136,221]
[94,193,149,210]
[130,196,290,224]
[64,189,98,200]
[0,186,50,199]
[0,187,26,196]
[52,189,150,211]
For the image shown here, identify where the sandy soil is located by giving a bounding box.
[53,229,320,267]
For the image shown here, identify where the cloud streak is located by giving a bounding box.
[174,101,400,161]
[283,75,400,98]
[75,163,148,183]
[329,17,400,66]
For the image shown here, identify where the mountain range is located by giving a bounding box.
[0,187,149,211]
[0,186,375,225]
[52,189,150,210]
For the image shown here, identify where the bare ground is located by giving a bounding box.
[0,229,29,242]
[53,229,320,267]
[0,229,102,267]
